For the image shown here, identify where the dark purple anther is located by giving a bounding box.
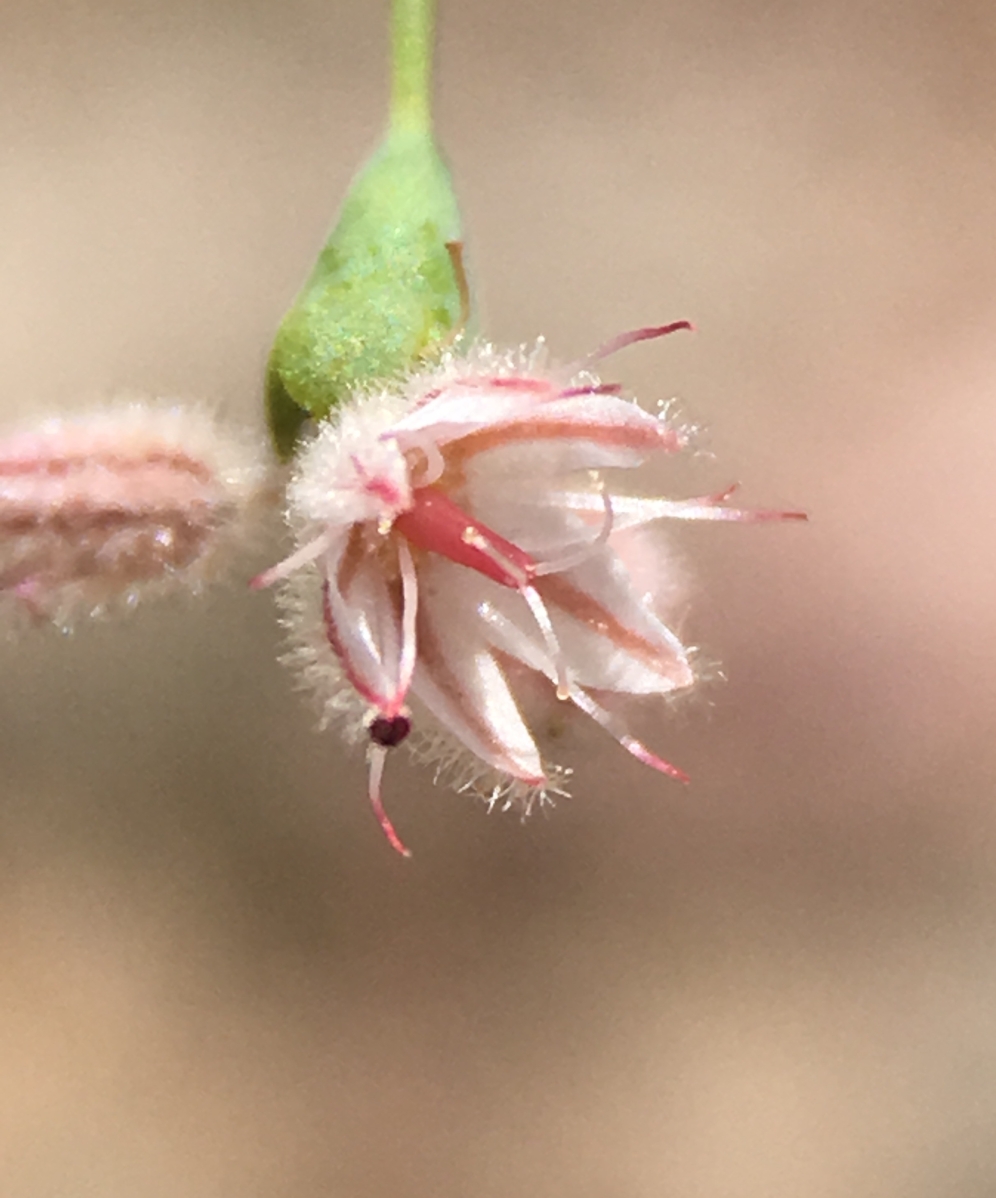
[369,713,412,748]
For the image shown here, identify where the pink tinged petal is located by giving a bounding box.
[548,485,808,530]
[538,554,694,694]
[476,600,688,782]
[446,392,683,476]
[393,487,577,696]
[386,380,556,449]
[455,492,692,696]
[479,556,693,698]
[320,528,413,717]
[412,561,546,785]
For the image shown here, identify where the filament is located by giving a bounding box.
[521,584,570,701]
[250,532,330,590]
[567,687,689,782]
[396,538,419,701]
[367,745,412,857]
[533,482,614,577]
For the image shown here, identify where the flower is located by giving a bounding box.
[0,401,267,626]
[258,324,805,855]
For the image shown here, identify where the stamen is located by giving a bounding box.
[405,435,446,487]
[568,687,689,782]
[396,539,419,701]
[548,487,808,528]
[367,745,412,857]
[250,532,330,590]
[584,321,694,365]
[520,584,571,701]
[533,482,614,576]
[558,382,624,398]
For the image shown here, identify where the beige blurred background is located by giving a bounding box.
[2,1,996,1194]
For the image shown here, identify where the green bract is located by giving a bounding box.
[266,0,466,460]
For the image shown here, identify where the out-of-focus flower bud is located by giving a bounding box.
[0,402,268,627]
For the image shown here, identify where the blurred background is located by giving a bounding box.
[2,1,996,1194]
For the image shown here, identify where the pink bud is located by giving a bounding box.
[0,402,268,625]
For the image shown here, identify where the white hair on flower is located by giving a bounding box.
[257,323,805,856]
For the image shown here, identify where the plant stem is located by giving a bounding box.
[390,0,435,135]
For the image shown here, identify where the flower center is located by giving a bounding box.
[393,484,537,589]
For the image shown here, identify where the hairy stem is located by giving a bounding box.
[390,0,436,134]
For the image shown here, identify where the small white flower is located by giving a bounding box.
[258,324,804,855]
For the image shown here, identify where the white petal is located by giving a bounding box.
[545,551,693,690]
[480,548,693,696]
[386,381,551,449]
[321,529,408,714]
[462,490,595,559]
[444,393,680,479]
[411,560,546,784]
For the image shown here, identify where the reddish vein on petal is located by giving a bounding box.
[537,571,688,681]
[443,415,681,469]
[415,602,547,786]
[321,579,389,711]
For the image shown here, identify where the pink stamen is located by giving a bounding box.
[586,321,694,365]
[521,584,570,700]
[569,687,690,783]
[533,485,614,577]
[668,485,809,522]
[367,746,412,857]
[558,382,624,398]
[250,533,330,590]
